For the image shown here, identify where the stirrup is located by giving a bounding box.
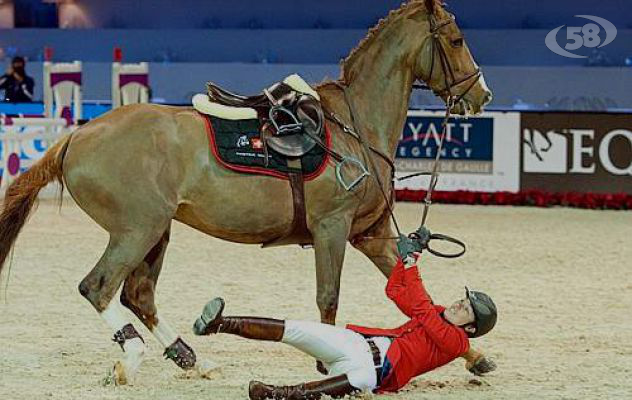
[335,156,370,191]
[269,105,303,136]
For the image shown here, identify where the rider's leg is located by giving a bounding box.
[249,374,359,400]
[248,320,378,399]
[193,297,284,340]
[193,298,378,394]
[195,299,367,370]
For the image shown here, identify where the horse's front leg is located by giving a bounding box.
[311,214,352,375]
[312,214,352,325]
[350,212,399,278]
[352,214,495,376]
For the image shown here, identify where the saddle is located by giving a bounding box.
[203,74,324,157]
[193,75,327,248]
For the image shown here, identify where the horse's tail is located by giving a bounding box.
[0,134,73,277]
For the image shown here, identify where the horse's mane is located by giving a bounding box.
[316,0,438,91]
[351,1,438,81]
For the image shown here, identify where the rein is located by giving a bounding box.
[324,110,395,173]
[328,12,481,259]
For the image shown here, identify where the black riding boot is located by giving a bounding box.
[249,374,359,400]
[193,297,285,341]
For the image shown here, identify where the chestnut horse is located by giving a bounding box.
[0,0,492,384]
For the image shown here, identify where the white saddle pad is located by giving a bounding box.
[192,94,258,120]
[283,74,320,100]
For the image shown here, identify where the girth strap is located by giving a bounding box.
[262,160,312,248]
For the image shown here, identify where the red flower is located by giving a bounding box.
[395,189,632,210]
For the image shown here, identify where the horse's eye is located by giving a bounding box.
[451,38,464,48]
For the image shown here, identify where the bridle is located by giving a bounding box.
[414,12,482,108]
[411,11,483,234]
[325,8,484,258]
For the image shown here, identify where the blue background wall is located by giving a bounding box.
[1,0,631,110]
[57,0,632,30]
[3,29,632,66]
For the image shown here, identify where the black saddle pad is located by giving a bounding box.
[202,114,329,180]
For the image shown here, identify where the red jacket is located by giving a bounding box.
[346,259,470,393]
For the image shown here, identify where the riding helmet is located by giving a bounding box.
[465,287,497,338]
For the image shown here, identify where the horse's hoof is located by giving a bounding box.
[112,361,128,386]
[102,361,128,386]
[164,338,197,369]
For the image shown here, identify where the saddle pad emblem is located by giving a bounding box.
[250,137,264,150]
[236,135,250,148]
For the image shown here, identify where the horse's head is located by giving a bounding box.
[413,0,492,115]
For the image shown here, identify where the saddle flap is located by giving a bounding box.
[264,94,324,157]
[266,133,317,157]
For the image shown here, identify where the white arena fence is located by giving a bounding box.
[0,116,74,197]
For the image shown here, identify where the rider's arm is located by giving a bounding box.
[418,307,470,356]
[385,258,406,299]
[385,258,435,318]
[462,348,484,366]
[387,258,471,356]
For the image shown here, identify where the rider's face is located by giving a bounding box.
[444,297,475,327]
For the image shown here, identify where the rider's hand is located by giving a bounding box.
[467,356,497,376]
[403,252,421,267]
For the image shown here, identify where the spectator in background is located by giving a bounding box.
[0,56,35,103]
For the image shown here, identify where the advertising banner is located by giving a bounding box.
[521,113,632,194]
[395,111,520,192]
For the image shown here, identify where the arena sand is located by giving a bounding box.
[1,199,631,399]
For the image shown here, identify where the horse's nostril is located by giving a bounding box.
[483,92,493,105]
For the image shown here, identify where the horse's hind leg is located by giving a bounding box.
[120,228,202,372]
[79,228,166,385]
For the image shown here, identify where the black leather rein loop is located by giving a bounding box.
[426,233,467,258]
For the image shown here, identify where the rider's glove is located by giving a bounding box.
[467,356,497,376]
[397,227,432,264]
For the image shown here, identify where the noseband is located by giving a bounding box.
[414,13,481,106]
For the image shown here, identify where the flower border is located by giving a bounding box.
[395,190,632,210]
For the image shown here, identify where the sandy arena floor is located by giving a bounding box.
[1,199,631,399]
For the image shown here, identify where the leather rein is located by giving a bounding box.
[325,12,482,258]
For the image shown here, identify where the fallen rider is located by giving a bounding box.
[193,253,497,399]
